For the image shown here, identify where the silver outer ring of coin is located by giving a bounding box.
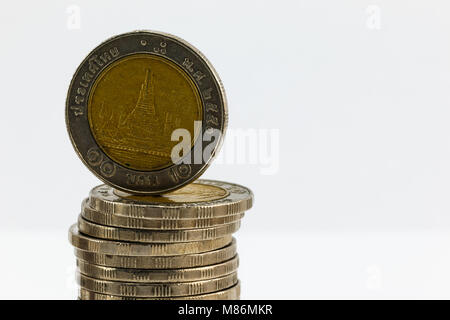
[69,224,233,256]
[81,198,245,230]
[88,180,253,219]
[65,30,227,194]
[78,216,241,243]
[77,272,238,297]
[76,255,239,283]
[74,239,237,269]
[78,281,240,300]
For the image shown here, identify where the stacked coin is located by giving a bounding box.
[65,31,253,300]
[69,180,253,300]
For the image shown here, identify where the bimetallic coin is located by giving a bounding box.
[77,255,238,283]
[77,272,238,297]
[87,180,253,219]
[74,239,236,269]
[81,199,245,230]
[66,31,227,194]
[79,281,240,300]
[69,224,232,256]
[78,216,241,243]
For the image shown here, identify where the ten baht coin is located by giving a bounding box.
[66,31,227,194]
[77,272,238,297]
[74,238,237,269]
[69,224,233,256]
[87,180,253,219]
[79,281,240,300]
[76,255,238,283]
[82,199,245,230]
[77,216,241,243]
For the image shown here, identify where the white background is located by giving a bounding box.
[1,0,450,299]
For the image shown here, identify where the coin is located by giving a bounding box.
[87,180,253,219]
[77,255,238,283]
[78,216,241,243]
[69,224,232,256]
[66,30,227,194]
[79,281,240,300]
[81,199,245,230]
[74,239,236,269]
[77,272,238,297]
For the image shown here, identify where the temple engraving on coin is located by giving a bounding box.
[88,54,203,171]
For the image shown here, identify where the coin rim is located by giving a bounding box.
[88,180,254,218]
[66,30,228,194]
[73,238,237,268]
[82,198,245,230]
[69,224,233,256]
[78,281,240,300]
[76,255,239,282]
[77,271,238,297]
[77,215,241,243]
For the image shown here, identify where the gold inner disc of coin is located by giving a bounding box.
[88,53,202,171]
[114,182,229,203]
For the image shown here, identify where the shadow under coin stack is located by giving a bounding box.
[65,31,254,300]
[69,180,252,300]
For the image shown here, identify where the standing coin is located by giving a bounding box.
[81,199,245,230]
[76,255,238,282]
[74,238,237,269]
[79,282,240,300]
[87,180,253,219]
[66,31,227,194]
[78,216,241,243]
[77,272,238,297]
[69,224,232,256]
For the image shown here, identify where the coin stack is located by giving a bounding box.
[68,180,252,300]
[65,31,252,300]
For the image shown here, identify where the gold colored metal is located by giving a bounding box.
[69,224,232,256]
[88,180,253,219]
[76,255,238,282]
[77,272,238,297]
[78,282,240,300]
[88,53,202,171]
[113,182,229,204]
[82,199,244,230]
[77,216,241,243]
[74,238,237,269]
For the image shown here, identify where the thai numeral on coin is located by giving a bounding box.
[86,147,116,177]
[168,164,192,183]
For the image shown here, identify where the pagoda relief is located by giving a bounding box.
[95,69,182,163]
